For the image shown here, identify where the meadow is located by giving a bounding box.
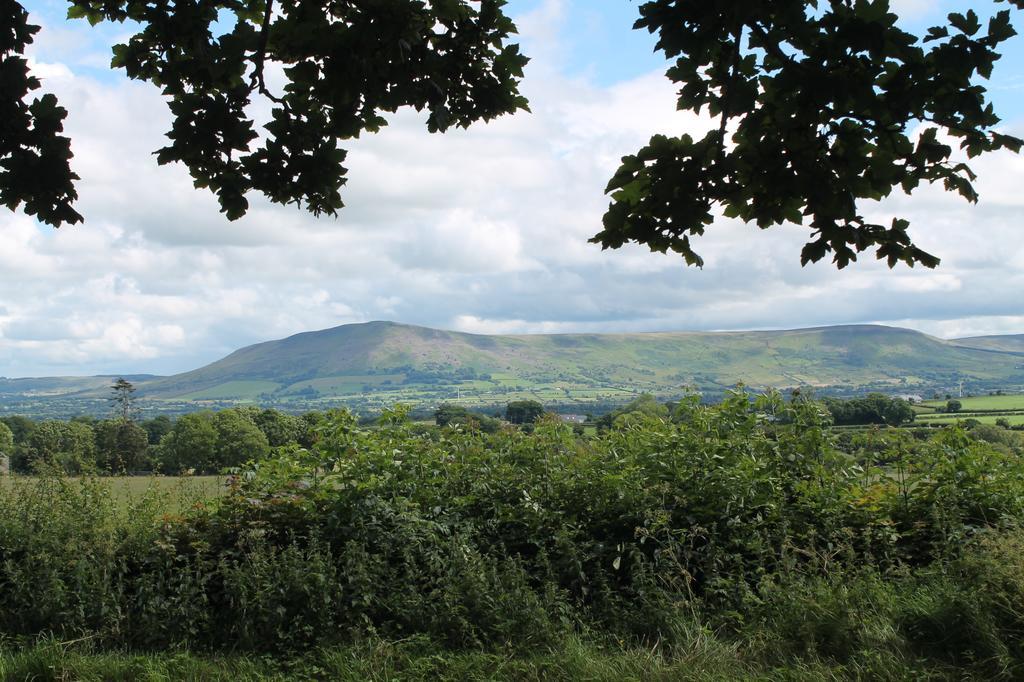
[0,475,225,510]
[920,394,1024,411]
[915,393,1024,427]
[4,393,1024,679]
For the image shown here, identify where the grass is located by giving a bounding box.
[0,634,968,681]
[916,412,1024,426]
[178,381,282,401]
[0,475,225,511]
[921,394,1024,412]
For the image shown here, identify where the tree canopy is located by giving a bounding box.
[2,0,1021,268]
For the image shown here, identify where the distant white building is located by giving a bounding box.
[559,414,587,424]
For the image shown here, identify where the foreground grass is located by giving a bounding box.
[0,635,967,682]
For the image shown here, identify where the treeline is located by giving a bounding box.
[822,392,915,426]
[0,391,1008,476]
[0,400,567,475]
[0,408,322,475]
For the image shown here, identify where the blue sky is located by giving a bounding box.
[1,0,1023,376]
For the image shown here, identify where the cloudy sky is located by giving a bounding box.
[2,0,1023,377]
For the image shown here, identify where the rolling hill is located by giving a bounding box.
[952,335,1024,354]
[136,321,1024,408]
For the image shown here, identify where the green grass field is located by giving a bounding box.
[921,394,1024,412]
[916,413,1024,426]
[0,475,226,510]
[178,380,282,401]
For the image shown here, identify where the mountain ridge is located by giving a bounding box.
[135,321,1024,407]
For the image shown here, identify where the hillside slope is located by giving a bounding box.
[952,335,1024,354]
[138,322,1024,405]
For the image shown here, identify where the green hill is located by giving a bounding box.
[952,335,1024,354]
[138,322,1024,407]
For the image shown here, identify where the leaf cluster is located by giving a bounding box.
[0,0,80,226]
[17,0,528,222]
[595,0,1024,268]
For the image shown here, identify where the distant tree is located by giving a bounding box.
[434,403,501,433]
[141,415,173,445]
[824,393,914,426]
[435,403,471,427]
[996,417,1012,429]
[0,416,33,445]
[157,412,218,474]
[213,409,270,469]
[95,419,150,472]
[947,399,963,413]
[597,393,670,430]
[252,408,307,447]
[0,421,13,460]
[27,420,97,474]
[109,378,138,422]
[505,400,545,425]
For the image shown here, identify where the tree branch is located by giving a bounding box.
[251,0,286,106]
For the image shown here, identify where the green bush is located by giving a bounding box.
[4,390,1024,674]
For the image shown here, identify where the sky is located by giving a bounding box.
[2,0,1023,377]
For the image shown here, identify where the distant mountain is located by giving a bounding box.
[137,321,1024,406]
[952,335,1024,355]
[0,375,161,398]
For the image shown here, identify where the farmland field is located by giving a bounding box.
[916,412,1024,426]
[920,394,1024,411]
[0,475,225,510]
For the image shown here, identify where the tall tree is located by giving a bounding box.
[109,377,138,422]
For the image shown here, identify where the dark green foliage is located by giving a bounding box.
[504,399,545,424]
[0,420,12,457]
[0,415,34,444]
[947,399,963,413]
[155,408,272,473]
[596,392,670,430]
[213,408,270,469]
[435,403,503,433]
[595,1,1023,268]
[94,418,150,472]
[141,414,172,445]
[251,408,308,448]
[824,392,915,425]
[0,0,81,227]
[157,411,218,473]
[435,402,471,427]
[25,419,97,473]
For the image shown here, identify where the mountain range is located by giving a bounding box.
[137,321,1024,408]
[4,321,1024,415]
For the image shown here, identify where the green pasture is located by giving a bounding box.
[0,475,226,510]
[921,394,1024,412]
[178,381,281,401]
[916,412,1024,426]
